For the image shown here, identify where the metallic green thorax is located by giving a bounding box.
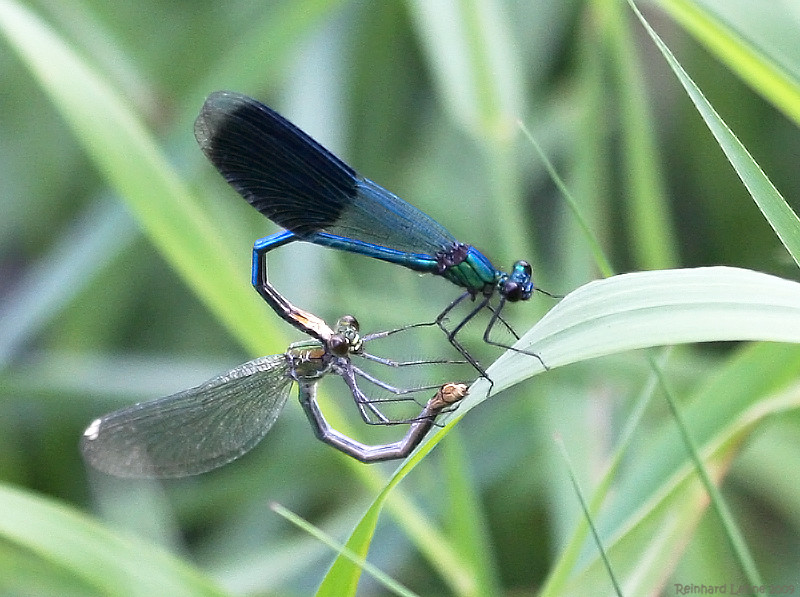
[440,246,501,294]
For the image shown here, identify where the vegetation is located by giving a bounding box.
[1,0,800,594]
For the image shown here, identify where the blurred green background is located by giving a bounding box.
[2,0,800,594]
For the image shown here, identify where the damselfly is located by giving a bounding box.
[81,284,466,476]
[195,91,546,377]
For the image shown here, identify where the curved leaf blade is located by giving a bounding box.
[632,0,800,268]
[0,0,275,355]
[325,266,800,592]
[0,484,228,597]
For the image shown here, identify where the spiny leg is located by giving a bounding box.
[361,320,439,343]
[361,322,467,366]
[351,363,462,427]
[358,351,465,368]
[483,302,548,370]
[351,365,467,427]
[338,361,439,425]
[351,365,443,398]
[436,292,492,379]
[333,360,452,426]
[485,299,520,340]
[335,361,393,423]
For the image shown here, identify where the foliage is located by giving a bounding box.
[1,0,800,594]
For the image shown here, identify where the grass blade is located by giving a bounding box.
[657,0,800,126]
[630,0,800,267]
[650,356,763,586]
[270,503,418,597]
[0,0,276,355]
[554,434,623,597]
[325,265,800,592]
[0,484,228,597]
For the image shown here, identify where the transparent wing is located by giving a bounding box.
[81,354,294,478]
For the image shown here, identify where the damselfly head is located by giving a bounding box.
[327,334,350,357]
[329,315,363,355]
[499,260,534,302]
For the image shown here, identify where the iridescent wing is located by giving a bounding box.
[195,91,457,257]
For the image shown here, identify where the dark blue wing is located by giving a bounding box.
[195,91,457,256]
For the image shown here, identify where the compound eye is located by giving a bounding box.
[503,280,523,301]
[338,315,360,331]
[328,335,349,356]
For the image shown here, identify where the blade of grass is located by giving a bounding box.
[0,0,276,356]
[270,503,418,597]
[566,8,615,285]
[597,0,679,269]
[649,355,763,586]
[316,427,481,596]
[539,349,671,594]
[657,0,800,126]
[439,432,502,596]
[0,200,134,366]
[629,0,800,267]
[518,120,614,278]
[323,265,800,592]
[553,434,623,597]
[0,484,229,597]
[494,266,800,391]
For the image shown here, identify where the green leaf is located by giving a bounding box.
[0,484,228,597]
[495,266,800,390]
[632,0,800,268]
[0,0,276,356]
[405,0,525,142]
[657,0,800,126]
[323,265,800,592]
